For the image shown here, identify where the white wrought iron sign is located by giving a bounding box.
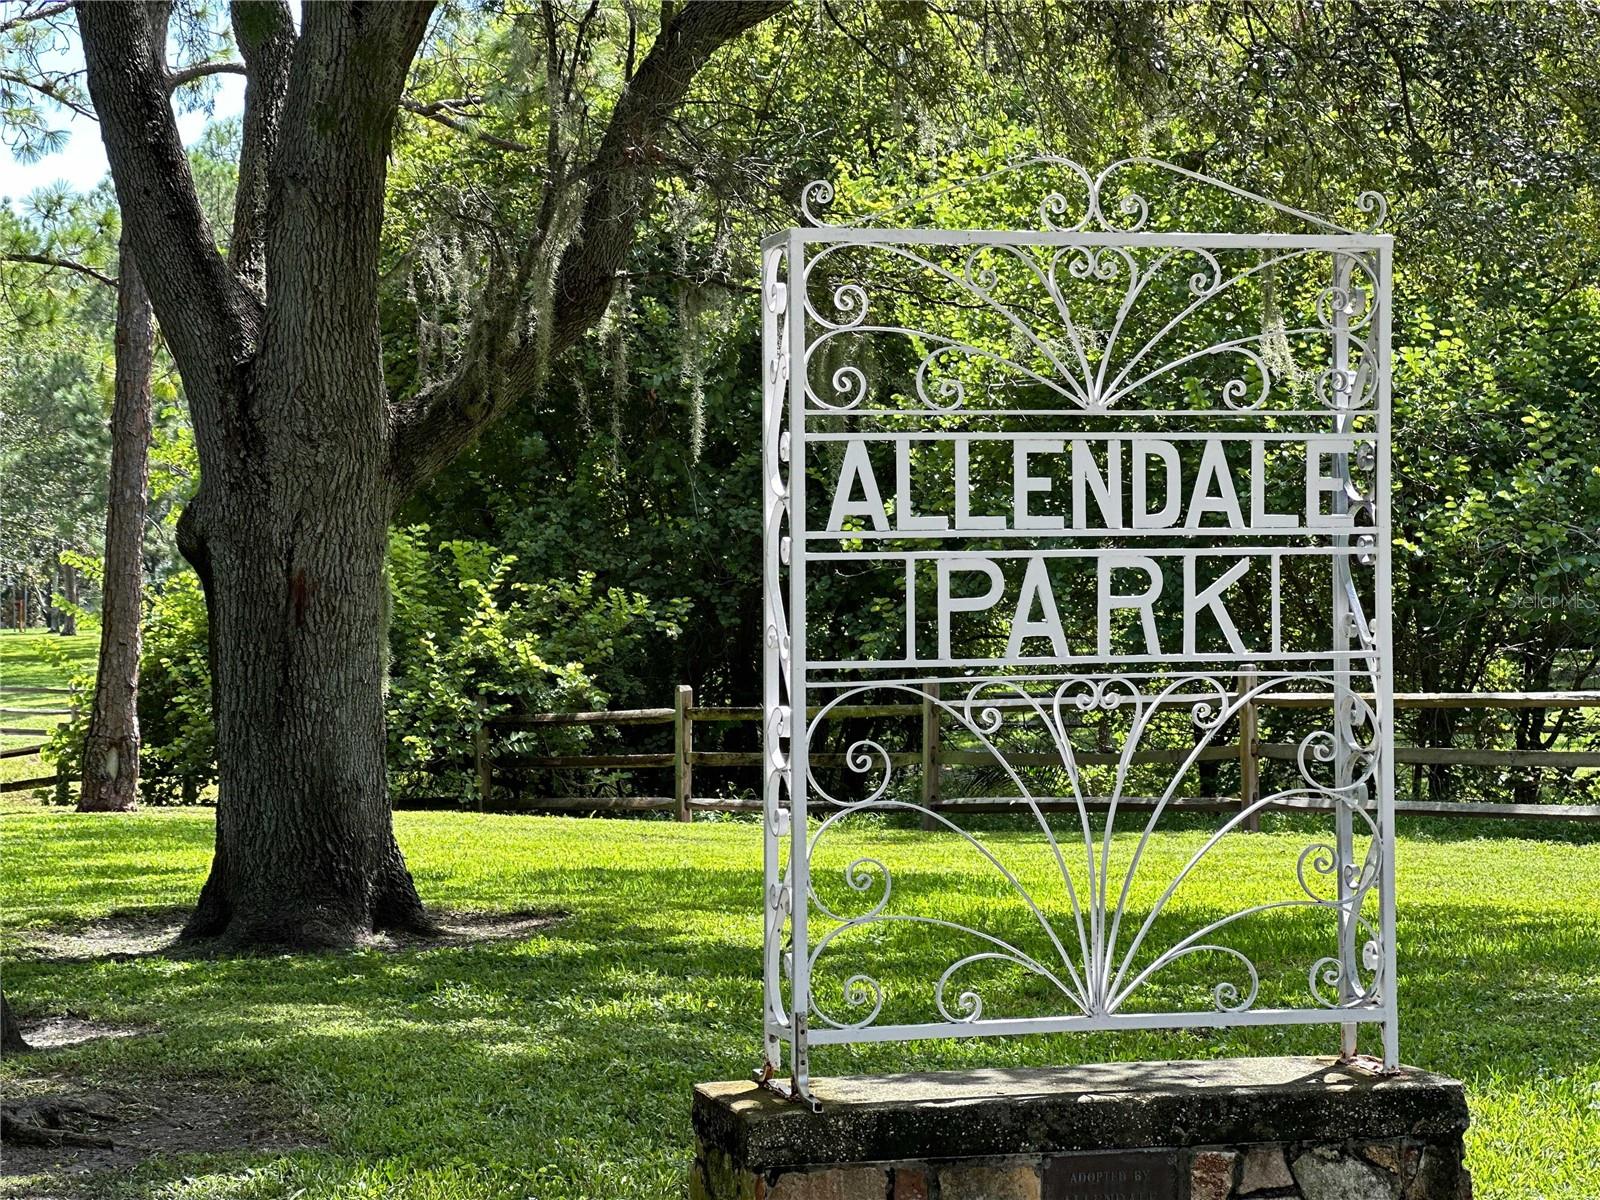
[760,159,1395,1109]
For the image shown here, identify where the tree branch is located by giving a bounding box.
[78,0,262,443]
[167,59,247,91]
[0,65,95,119]
[0,252,117,288]
[0,2,72,34]
[1349,0,1433,166]
[399,96,533,152]
[386,0,786,502]
[228,0,296,297]
[546,0,785,353]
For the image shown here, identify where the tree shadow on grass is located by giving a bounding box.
[2,854,1595,1198]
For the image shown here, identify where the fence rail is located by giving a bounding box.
[7,682,1595,819]
[0,684,81,794]
[478,687,1600,823]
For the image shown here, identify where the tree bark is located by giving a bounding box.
[177,482,427,945]
[61,561,78,635]
[0,991,28,1056]
[79,230,154,814]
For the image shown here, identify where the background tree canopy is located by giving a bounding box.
[6,0,1599,820]
[393,0,1600,804]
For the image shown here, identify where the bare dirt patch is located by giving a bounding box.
[0,1073,316,1194]
[16,907,563,964]
[15,1017,145,1052]
[15,908,189,963]
[374,908,564,950]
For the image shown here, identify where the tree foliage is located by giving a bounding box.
[7,0,1600,828]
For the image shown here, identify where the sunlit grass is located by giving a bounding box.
[1,804,1597,1199]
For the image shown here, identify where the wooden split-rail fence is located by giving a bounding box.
[0,685,79,795]
[7,683,1595,822]
[480,686,1600,824]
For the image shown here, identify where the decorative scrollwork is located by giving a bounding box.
[763,247,788,315]
[828,364,867,408]
[811,973,885,1031]
[809,855,893,929]
[821,282,868,330]
[1308,920,1384,1010]
[797,669,1388,1034]
[1355,190,1388,232]
[1309,956,1346,1006]
[1297,695,1381,794]
[1061,674,1142,714]
[1187,677,1235,731]
[799,178,836,226]
[1297,842,1339,899]
[934,951,1060,1023]
[800,239,1379,415]
[1188,946,1261,1013]
[800,156,1388,236]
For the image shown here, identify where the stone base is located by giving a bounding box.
[691,1057,1469,1200]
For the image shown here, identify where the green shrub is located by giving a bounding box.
[53,527,681,806]
[136,569,215,803]
[385,527,683,804]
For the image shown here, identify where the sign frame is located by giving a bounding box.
[758,159,1395,1109]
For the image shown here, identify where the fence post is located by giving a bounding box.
[920,682,941,831]
[474,693,490,814]
[1238,665,1259,833]
[675,684,694,823]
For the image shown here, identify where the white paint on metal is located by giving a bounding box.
[760,158,1395,1107]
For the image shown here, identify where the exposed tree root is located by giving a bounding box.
[1,1099,120,1150]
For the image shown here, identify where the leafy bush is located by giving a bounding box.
[386,527,683,803]
[48,568,216,804]
[53,528,681,806]
[135,569,216,802]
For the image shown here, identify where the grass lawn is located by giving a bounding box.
[2,802,1598,1200]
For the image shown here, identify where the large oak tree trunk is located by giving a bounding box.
[180,478,427,945]
[78,0,780,949]
[79,231,154,814]
[177,3,433,947]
